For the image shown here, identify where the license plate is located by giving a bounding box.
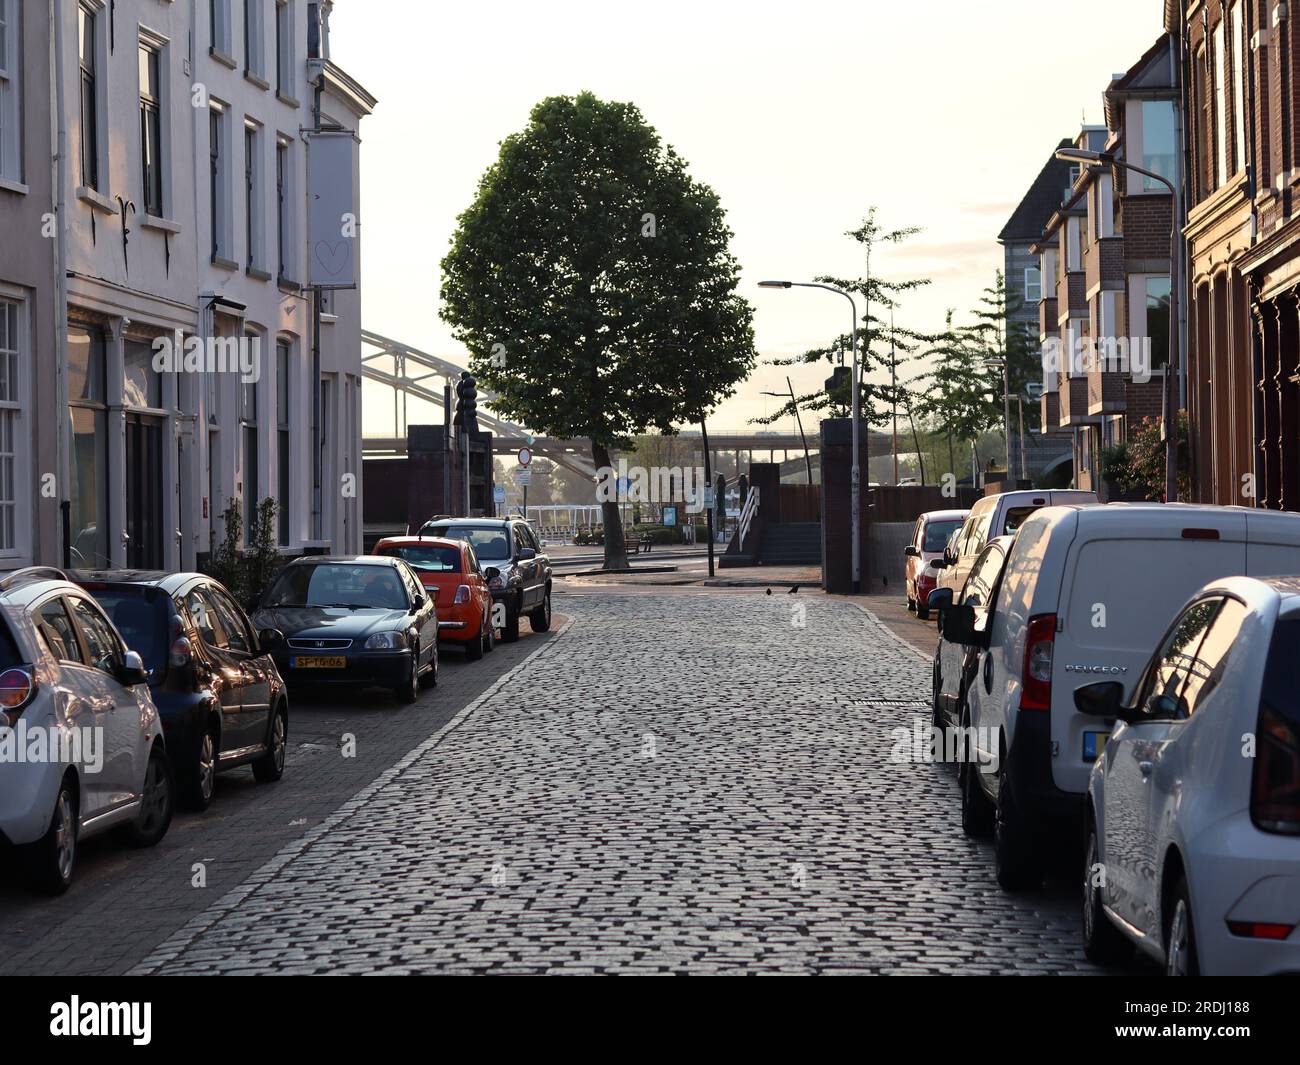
[1083,732,1110,762]
[292,655,347,669]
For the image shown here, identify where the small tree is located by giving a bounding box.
[208,501,246,603]
[246,498,281,607]
[1121,413,1191,501]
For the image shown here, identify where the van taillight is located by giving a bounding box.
[0,666,37,724]
[1021,614,1056,712]
[453,585,471,605]
[1252,707,1300,835]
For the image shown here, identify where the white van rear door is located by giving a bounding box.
[1245,510,1300,576]
[1052,516,1247,795]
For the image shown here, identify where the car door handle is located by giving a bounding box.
[1138,760,1154,777]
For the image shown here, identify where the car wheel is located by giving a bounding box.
[464,622,484,662]
[181,728,218,811]
[529,589,552,632]
[501,604,521,643]
[395,650,420,704]
[252,705,288,783]
[1082,814,1131,965]
[1165,877,1199,976]
[483,619,495,654]
[25,781,77,895]
[116,746,175,849]
[959,710,995,838]
[916,591,930,621]
[931,659,944,730]
[994,762,1042,891]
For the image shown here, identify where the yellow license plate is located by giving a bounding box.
[292,655,347,669]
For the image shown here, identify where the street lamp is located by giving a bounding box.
[1055,147,1180,502]
[760,280,862,592]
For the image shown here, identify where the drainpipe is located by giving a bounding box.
[52,0,70,567]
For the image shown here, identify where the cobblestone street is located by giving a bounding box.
[130,590,1100,975]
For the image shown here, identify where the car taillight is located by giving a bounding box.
[0,666,37,724]
[1227,920,1296,940]
[1252,706,1300,835]
[453,585,471,605]
[170,635,193,669]
[1021,614,1056,712]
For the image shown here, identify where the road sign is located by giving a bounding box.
[517,447,532,466]
[516,468,532,487]
[493,485,506,504]
[662,506,678,527]
[703,488,715,508]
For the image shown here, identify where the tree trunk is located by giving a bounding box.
[592,441,629,570]
[906,405,926,486]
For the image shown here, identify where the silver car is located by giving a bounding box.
[0,568,174,894]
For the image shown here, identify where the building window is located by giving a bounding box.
[276,138,290,279]
[1024,267,1041,304]
[123,339,162,409]
[78,4,99,190]
[1230,0,1246,175]
[139,43,163,216]
[276,339,291,545]
[1146,277,1171,370]
[0,0,21,184]
[1141,100,1176,192]
[0,298,23,553]
[68,324,108,568]
[244,0,266,79]
[1214,20,1228,189]
[275,1,293,98]
[242,339,259,543]
[210,105,230,261]
[211,0,232,57]
[245,122,261,269]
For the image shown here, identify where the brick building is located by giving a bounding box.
[1170,0,1300,510]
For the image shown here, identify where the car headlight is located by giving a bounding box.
[364,631,408,650]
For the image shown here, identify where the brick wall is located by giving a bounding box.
[1121,196,1173,263]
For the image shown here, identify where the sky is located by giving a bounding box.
[331,0,1167,439]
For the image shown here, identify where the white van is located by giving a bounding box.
[934,489,1097,602]
[940,503,1300,890]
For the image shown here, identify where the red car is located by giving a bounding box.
[373,536,494,659]
[904,509,969,620]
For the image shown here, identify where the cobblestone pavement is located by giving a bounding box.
[133,590,1104,975]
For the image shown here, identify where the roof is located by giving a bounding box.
[920,509,970,522]
[286,555,398,566]
[68,569,196,594]
[998,141,1077,244]
[374,536,465,548]
[422,518,515,528]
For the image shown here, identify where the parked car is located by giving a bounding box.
[932,502,1300,890]
[904,509,968,620]
[419,517,552,642]
[0,567,174,894]
[72,570,289,811]
[1077,576,1300,975]
[933,489,1097,603]
[372,536,494,660]
[252,556,438,703]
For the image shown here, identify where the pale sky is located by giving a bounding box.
[333,0,1166,438]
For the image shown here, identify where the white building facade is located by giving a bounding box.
[0,0,372,574]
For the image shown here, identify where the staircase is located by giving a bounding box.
[759,522,822,566]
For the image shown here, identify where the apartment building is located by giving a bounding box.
[0,0,58,571]
[0,0,374,574]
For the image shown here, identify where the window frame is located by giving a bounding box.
[138,38,165,217]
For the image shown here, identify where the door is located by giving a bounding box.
[1102,597,1220,931]
[513,524,541,610]
[400,563,437,670]
[207,584,273,752]
[183,585,247,752]
[125,413,165,568]
[65,594,143,812]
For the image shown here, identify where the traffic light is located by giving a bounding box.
[454,371,478,429]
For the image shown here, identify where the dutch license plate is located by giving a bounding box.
[292,655,346,669]
[1083,732,1110,762]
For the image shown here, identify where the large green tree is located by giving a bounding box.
[440,93,756,569]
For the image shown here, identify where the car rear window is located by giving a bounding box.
[1001,506,1040,535]
[81,586,170,677]
[423,525,512,562]
[1260,618,1300,730]
[924,519,963,552]
[377,544,462,573]
[0,613,23,669]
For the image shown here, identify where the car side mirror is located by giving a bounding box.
[411,593,426,609]
[1074,680,1125,719]
[484,566,500,581]
[927,588,954,615]
[940,604,978,645]
[904,545,920,558]
[117,649,150,687]
[258,628,285,651]
[517,547,537,561]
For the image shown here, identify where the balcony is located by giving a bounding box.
[1039,389,1069,435]
[1059,374,1100,427]
[1084,236,1124,297]
[1056,271,1087,324]
[1038,297,1057,341]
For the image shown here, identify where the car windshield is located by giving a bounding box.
[263,565,409,610]
[423,526,511,561]
[82,587,169,677]
[924,519,964,552]
[377,544,461,573]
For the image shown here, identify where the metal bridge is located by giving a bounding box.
[360,330,890,479]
